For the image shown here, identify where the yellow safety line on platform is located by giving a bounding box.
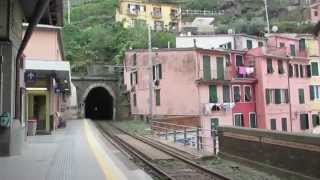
[84,119,128,180]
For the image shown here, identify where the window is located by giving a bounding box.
[244,86,252,102]
[278,60,284,74]
[267,58,273,74]
[299,39,306,51]
[211,118,219,136]
[130,71,138,85]
[294,64,299,77]
[274,89,281,104]
[300,114,309,130]
[270,119,277,130]
[234,114,244,127]
[258,41,264,47]
[311,62,319,76]
[300,64,304,78]
[227,42,232,49]
[247,40,253,49]
[223,85,230,103]
[265,89,273,104]
[315,11,318,16]
[310,85,320,100]
[250,113,257,128]
[154,21,164,31]
[133,53,137,66]
[155,89,160,106]
[236,55,243,66]
[299,88,305,104]
[203,56,211,80]
[233,86,241,103]
[209,85,218,103]
[282,118,287,132]
[290,44,296,56]
[133,93,137,106]
[279,42,285,48]
[153,64,162,80]
[288,64,293,77]
[312,114,320,127]
[306,65,312,77]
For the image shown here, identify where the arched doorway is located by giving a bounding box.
[84,87,113,120]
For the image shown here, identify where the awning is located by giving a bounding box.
[25,59,71,93]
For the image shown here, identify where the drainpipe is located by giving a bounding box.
[287,60,293,132]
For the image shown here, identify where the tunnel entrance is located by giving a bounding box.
[85,87,113,120]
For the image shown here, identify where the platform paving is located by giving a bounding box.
[0,119,152,180]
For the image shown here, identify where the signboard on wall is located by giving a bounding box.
[25,71,37,82]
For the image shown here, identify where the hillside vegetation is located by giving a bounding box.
[64,0,315,72]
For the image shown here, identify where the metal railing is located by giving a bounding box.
[151,121,218,154]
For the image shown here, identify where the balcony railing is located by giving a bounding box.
[151,11,162,18]
[264,46,308,58]
[127,9,139,16]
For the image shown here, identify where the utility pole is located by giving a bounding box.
[68,0,71,24]
[264,0,270,33]
[148,26,153,121]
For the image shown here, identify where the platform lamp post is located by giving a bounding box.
[148,26,154,122]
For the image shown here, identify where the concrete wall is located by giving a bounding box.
[218,126,320,180]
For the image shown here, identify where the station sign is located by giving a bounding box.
[25,71,37,82]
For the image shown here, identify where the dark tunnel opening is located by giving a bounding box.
[85,87,113,120]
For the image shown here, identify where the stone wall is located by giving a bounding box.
[218,126,320,180]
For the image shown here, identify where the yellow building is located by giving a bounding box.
[298,34,320,127]
[116,0,182,32]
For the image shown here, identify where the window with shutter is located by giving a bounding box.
[247,40,253,49]
[267,58,273,74]
[270,119,277,130]
[223,85,230,103]
[244,86,252,102]
[281,118,287,131]
[299,39,306,51]
[310,86,315,100]
[209,85,218,103]
[306,65,311,77]
[227,42,232,49]
[299,88,305,104]
[258,41,264,47]
[234,114,244,127]
[278,60,284,74]
[155,89,160,106]
[312,114,320,127]
[236,55,243,66]
[294,64,299,77]
[288,64,293,77]
[311,62,319,76]
[300,114,309,130]
[274,89,281,104]
[266,89,272,104]
[158,64,162,79]
[299,64,304,78]
[290,44,296,56]
[233,86,241,102]
[203,56,211,80]
[250,113,257,128]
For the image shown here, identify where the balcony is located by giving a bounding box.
[232,66,257,84]
[151,11,162,18]
[202,102,235,115]
[196,71,232,85]
[127,9,139,16]
[264,46,308,59]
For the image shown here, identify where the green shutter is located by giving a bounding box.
[306,65,312,77]
[299,39,306,51]
[235,114,243,127]
[290,44,296,56]
[223,85,230,102]
[227,42,232,49]
[155,89,160,106]
[311,62,319,76]
[266,89,270,104]
[209,85,218,103]
[299,89,305,104]
[278,60,284,74]
[312,114,320,127]
[203,56,211,80]
[267,58,273,73]
[217,57,224,80]
[233,86,241,102]
[300,114,309,130]
[247,40,252,49]
[274,89,281,104]
[310,86,315,100]
[158,64,162,79]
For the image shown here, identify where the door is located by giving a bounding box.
[33,95,46,130]
[217,57,224,80]
[203,56,211,80]
[250,113,257,128]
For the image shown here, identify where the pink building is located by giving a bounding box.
[123,48,256,133]
[310,2,320,24]
[248,34,313,132]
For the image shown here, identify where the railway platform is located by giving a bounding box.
[0,119,152,180]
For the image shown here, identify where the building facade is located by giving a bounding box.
[123,48,256,133]
[116,0,182,31]
[23,24,71,134]
[176,34,266,51]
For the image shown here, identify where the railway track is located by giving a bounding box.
[95,121,231,180]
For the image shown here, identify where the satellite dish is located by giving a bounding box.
[272,26,278,32]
